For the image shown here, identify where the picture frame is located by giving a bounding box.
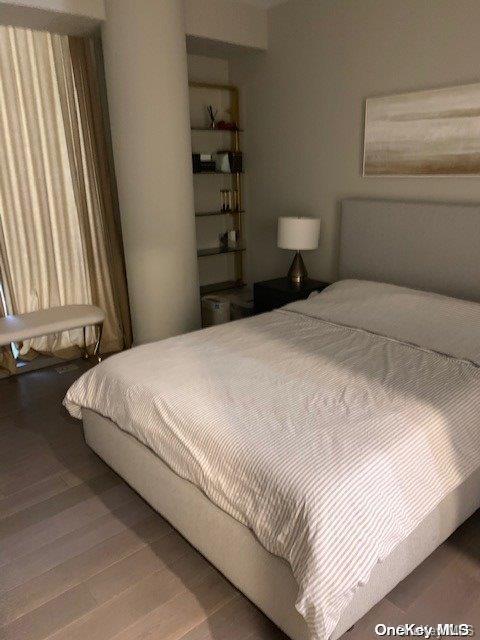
[363,82,480,177]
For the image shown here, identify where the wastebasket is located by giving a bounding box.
[201,295,231,327]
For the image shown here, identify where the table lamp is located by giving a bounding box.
[277,216,321,286]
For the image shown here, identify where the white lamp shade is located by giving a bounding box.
[277,216,321,250]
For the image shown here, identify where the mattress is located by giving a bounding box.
[65,280,480,640]
[82,407,480,640]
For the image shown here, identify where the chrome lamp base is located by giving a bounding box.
[287,251,308,286]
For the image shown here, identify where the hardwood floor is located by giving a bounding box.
[1,360,479,640]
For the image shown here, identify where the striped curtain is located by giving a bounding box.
[0,25,131,373]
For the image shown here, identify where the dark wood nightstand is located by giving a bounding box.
[254,277,329,314]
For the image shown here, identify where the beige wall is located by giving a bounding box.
[1,0,268,42]
[0,0,104,33]
[230,0,480,285]
[188,53,229,85]
[184,0,267,50]
[102,0,200,344]
[3,0,104,17]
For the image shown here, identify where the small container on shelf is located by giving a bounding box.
[192,153,216,173]
[219,231,228,249]
[228,229,239,247]
[214,151,243,173]
[228,151,243,173]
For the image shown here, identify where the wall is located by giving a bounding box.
[102,0,200,345]
[184,0,267,51]
[0,0,267,44]
[0,0,104,33]
[2,0,104,17]
[229,0,480,285]
[188,54,229,85]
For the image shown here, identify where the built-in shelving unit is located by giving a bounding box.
[189,80,245,298]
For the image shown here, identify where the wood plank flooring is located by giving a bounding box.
[0,359,479,640]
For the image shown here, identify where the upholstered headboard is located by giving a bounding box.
[339,198,480,302]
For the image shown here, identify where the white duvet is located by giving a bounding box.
[64,280,480,640]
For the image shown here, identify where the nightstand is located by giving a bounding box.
[253,277,329,314]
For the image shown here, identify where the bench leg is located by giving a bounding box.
[94,323,103,363]
[82,326,89,360]
[83,324,102,362]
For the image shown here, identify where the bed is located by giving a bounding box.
[64,198,480,640]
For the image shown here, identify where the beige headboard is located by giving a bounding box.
[339,198,480,302]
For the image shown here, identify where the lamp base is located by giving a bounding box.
[287,251,308,286]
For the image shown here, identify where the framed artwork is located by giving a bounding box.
[363,82,480,176]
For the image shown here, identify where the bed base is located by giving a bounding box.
[82,408,480,640]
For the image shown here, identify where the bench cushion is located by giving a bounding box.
[0,305,105,346]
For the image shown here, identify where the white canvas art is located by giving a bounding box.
[363,83,480,176]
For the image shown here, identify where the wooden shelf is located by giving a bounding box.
[200,280,245,295]
[189,81,238,92]
[197,245,245,258]
[195,209,245,218]
[191,127,243,132]
[193,171,243,175]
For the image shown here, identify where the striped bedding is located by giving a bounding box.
[64,280,480,640]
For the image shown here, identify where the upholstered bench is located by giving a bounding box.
[0,305,105,361]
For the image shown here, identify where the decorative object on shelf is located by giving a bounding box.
[207,105,218,129]
[219,189,239,211]
[219,230,240,249]
[363,82,480,176]
[215,152,231,173]
[214,151,243,174]
[192,153,216,173]
[191,124,242,132]
[219,231,228,249]
[220,189,230,211]
[228,229,239,247]
[216,120,239,131]
[278,216,321,286]
[228,152,242,173]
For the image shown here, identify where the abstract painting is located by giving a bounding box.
[363,82,480,176]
